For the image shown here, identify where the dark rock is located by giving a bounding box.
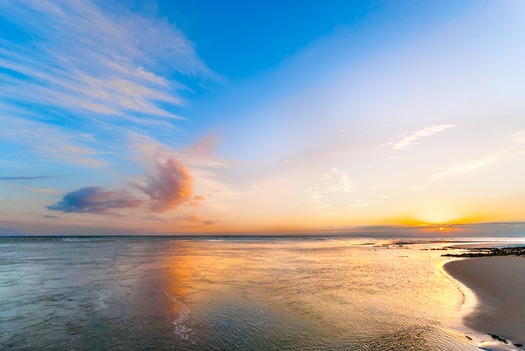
[442,246,525,258]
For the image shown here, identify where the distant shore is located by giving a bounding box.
[444,255,525,349]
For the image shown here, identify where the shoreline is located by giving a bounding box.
[444,256,525,350]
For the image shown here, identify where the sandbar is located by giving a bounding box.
[445,256,525,348]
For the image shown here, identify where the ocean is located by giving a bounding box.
[0,236,486,350]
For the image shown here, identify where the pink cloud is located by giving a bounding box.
[186,134,221,155]
[141,157,194,212]
[49,156,201,215]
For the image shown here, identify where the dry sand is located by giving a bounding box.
[445,256,525,347]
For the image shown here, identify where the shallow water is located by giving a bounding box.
[0,237,479,350]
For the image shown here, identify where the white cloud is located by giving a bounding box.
[384,124,455,151]
[412,130,525,190]
[0,116,109,168]
[305,167,354,210]
[0,0,212,126]
[348,201,369,211]
[425,154,499,183]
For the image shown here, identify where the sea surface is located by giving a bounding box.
[0,236,505,350]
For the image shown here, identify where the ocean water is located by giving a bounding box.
[0,237,481,350]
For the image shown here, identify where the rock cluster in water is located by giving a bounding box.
[442,246,525,258]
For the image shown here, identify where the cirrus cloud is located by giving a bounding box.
[0,0,212,128]
[383,124,456,151]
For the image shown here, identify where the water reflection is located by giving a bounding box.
[0,238,479,350]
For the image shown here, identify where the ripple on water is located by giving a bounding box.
[0,237,482,350]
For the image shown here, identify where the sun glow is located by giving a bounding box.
[417,209,458,225]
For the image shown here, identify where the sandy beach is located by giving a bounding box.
[445,256,525,348]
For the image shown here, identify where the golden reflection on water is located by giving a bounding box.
[149,239,476,350]
[0,237,479,350]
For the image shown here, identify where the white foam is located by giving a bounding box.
[168,294,192,340]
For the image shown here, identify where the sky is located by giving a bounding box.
[1,0,525,235]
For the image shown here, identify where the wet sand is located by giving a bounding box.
[445,256,525,348]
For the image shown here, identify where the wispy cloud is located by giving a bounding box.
[0,0,211,127]
[28,187,63,195]
[202,219,219,226]
[383,124,455,151]
[425,154,499,183]
[0,116,109,168]
[412,130,525,190]
[177,213,219,226]
[348,200,369,211]
[412,154,499,191]
[0,176,55,181]
[305,167,354,210]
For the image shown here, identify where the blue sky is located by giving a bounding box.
[1,0,525,235]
